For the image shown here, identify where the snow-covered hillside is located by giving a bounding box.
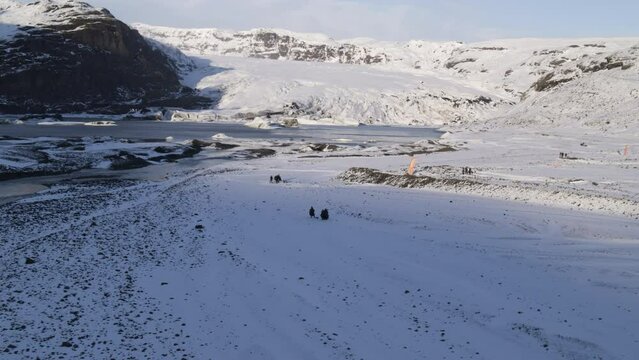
[500,45,639,130]
[133,24,400,66]
[135,24,639,128]
[0,0,112,39]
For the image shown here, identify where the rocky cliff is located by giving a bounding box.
[134,25,392,65]
[0,0,209,113]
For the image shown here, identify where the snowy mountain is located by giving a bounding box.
[0,0,208,113]
[135,24,639,128]
[0,0,636,127]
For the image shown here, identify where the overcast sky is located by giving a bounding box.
[31,0,639,41]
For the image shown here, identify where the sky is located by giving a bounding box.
[18,0,639,41]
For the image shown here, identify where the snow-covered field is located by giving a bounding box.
[345,128,639,219]
[1,125,638,359]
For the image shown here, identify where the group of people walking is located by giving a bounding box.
[269,175,283,184]
[462,167,474,175]
[559,152,570,159]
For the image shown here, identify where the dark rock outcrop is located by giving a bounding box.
[0,0,210,113]
[246,31,388,64]
[106,151,151,170]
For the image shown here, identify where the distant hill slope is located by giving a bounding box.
[0,0,208,113]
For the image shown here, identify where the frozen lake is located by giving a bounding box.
[1,121,442,145]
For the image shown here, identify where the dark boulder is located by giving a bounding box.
[106,151,151,170]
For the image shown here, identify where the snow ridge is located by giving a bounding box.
[134,23,639,99]
[0,0,113,40]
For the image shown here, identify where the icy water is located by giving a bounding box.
[0,154,224,204]
[0,121,441,202]
[0,121,442,145]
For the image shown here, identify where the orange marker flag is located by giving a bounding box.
[407,158,417,176]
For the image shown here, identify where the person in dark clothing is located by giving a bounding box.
[270,176,274,183]
[320,209,329,221]
[274,175,282,184]
[309,207,316,218]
